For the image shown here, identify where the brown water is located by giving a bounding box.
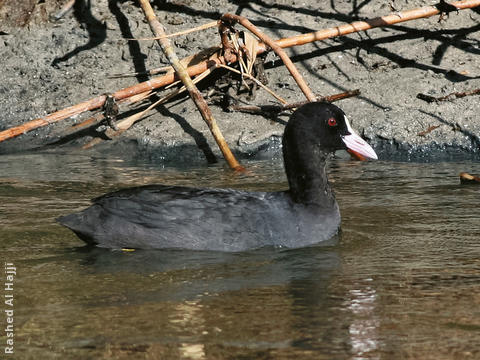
[1,152,479,359]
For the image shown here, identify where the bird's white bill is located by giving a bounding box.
[342,116,378,160]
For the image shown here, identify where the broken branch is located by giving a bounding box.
[230,89,361,115]
[417,88,480,103]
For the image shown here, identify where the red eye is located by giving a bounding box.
[328,118,337,127]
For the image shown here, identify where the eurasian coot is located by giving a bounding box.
[58,102,377,251]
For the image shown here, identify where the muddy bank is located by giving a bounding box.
[1,0,479,164]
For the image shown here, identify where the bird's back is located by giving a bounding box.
[58,185,340,251]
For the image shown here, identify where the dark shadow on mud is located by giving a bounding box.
[157,103,218,164]
[277,22,480,78]
[49,0,479,110]
[253,21,480,112]
[151,0,221,20]
[108,0,149,83]
[52,0,107,67]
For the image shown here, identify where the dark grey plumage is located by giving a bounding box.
[58,102,377,251]
[58,185,340,251]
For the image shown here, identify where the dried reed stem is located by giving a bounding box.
[1,0,478,143]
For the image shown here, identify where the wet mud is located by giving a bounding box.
[1,0,479,163]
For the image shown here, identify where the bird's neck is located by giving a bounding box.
[283,144,335,206]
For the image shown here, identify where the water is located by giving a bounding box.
[1,152,479,359]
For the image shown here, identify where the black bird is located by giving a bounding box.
[58,102,377,251]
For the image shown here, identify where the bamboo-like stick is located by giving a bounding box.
[136,0,243,170]
[272,0,479,50]
[1,0,478,143]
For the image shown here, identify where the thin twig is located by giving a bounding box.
[128,21,219,41]
[110,46,220,79]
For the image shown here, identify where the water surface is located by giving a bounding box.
[1,152,479,359]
